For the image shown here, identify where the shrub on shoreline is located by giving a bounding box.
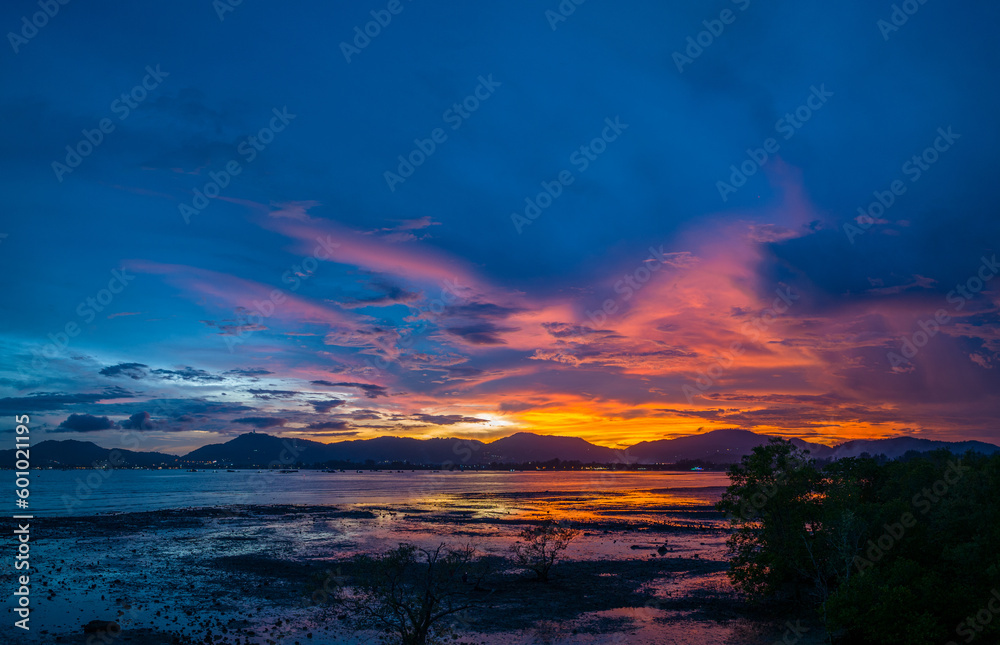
[717,439,1000,644]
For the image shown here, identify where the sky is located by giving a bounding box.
[1,0,999,454]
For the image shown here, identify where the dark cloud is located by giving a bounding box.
[310,381,389,399]
[100,363,149,379]
[444,302,527,318]
[304,430,360,438]
[119,411,157,430]
[224,368,273,377]
[151,367,223,382]
[55,413,116,432]
[247,389,299,400]
[337,281,420,309]
[408,414,489,426]
[101,363,225,383]
[310,399,344,413]
[232,417,286,428]
[542,322,619,338]
[306,420,350,430]
[0,389,133,413]
[341,409,384,421]
[443,322,520,346]
[201,318,268,336]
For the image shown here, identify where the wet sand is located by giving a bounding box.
[10,491,827,644]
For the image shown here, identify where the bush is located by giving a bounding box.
[509,520,580,582]
[717,441,1000,644]
[335,543,489,645]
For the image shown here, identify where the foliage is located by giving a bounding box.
[717,440,1000,644]
[509,520,580,582]
[335,543,490,645]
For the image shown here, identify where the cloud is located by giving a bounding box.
[224,368,273,377]
[55,413,116,432]
[443,322,520,346]
[100,363,150,379]
[304,430,360,438]
[101,362,226,383]
[0,390,134,413]
[340,409,384,421]
[407,414,489,426]
[247,389,299,400]
[335,281,421,309]
[125,261,358,330]
[232,417,287,428]
[371,216,440,234]
[310,381,390,399]
[151,367,224,382]
[306,420,351,430]
[119,411,157,430]
[310,399,345,413]
[267,200,321,222]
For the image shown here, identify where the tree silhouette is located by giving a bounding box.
[509,520,580,582]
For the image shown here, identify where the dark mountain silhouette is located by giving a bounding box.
[184,433,490,466]
[4,429,997,468]
[0,439,179,468]
[830,437,1000,460]
[325,436,487,464]
[626,428,834,464]
[482,432,620,464]
[183,432,331,465]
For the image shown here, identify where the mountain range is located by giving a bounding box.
[3,428,998,468]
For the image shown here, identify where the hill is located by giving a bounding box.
[0,439,179,468]
[5,429,997,468]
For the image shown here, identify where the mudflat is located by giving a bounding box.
[18,492,826,644]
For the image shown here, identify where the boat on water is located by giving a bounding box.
[186,469,198,472]
[278,469,298,474]
[226,469,236,473]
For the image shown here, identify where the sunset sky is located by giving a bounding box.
[2,1,998,454]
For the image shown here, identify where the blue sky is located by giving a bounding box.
[2,0,998,453]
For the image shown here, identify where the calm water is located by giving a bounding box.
[18,469,730,516]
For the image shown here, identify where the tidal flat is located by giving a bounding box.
[12,480,828,644]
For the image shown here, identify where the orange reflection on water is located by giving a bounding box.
[383,470,731,529]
